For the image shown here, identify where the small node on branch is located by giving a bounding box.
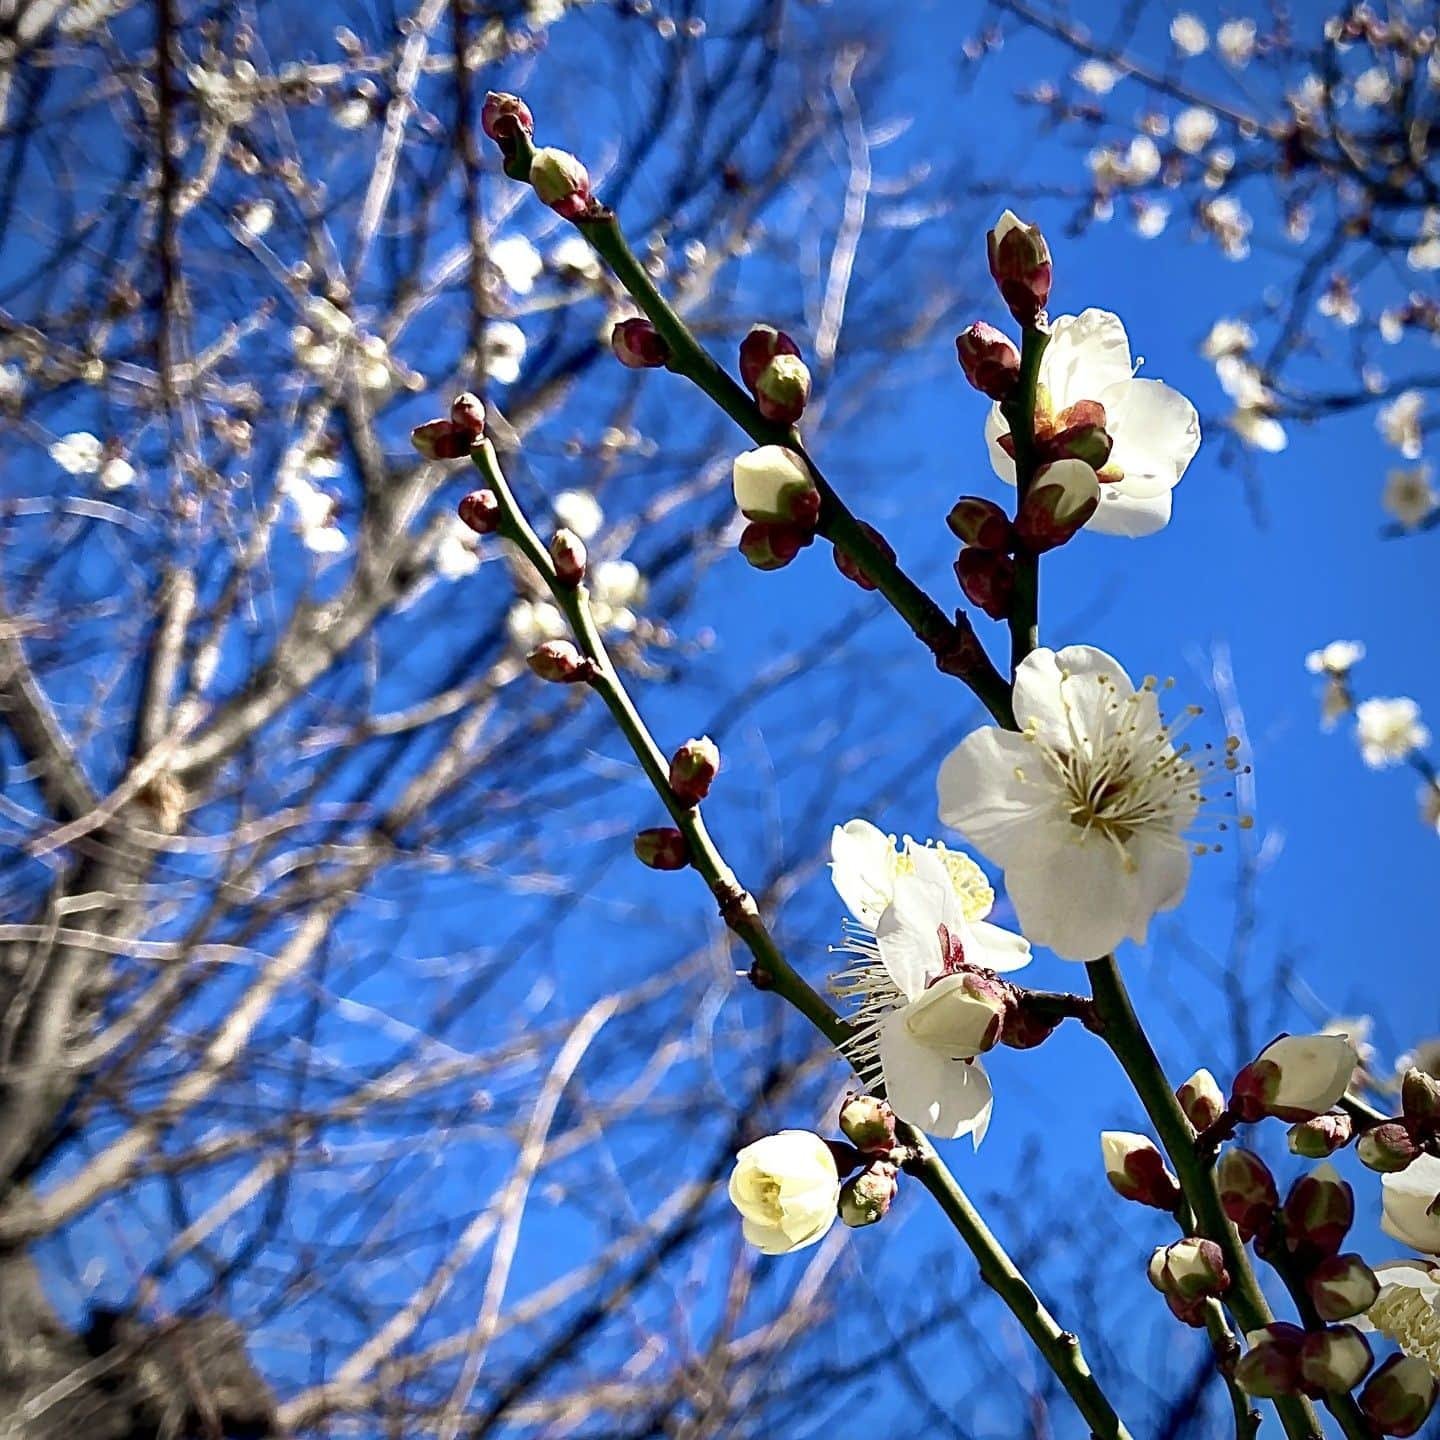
[633,826,690,871]
[746,961,775,990]
[1099,1131,1181,1211]
[458,489,500,535]
[526,640,593,684]
[955,321,1021,401]
[668,736,720,806]
[832,521,894,592]
[954,546,1015,621]
[986,208,1053,328]
[549,528,587,586]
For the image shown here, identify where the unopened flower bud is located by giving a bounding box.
[450,391,486,437]
[1157,1237,1230,1302]
[633,826,690,871]
[1289,1112,1355,1159]
[901,972,1011,1060]
[1235,1324,1307,1399]
[529,147,592,219]
[1101,1131,1182,1211]
[839,1160,898,1228]
[838,1093,897,1154]
[611,317,670,369]
[955,322,1021,401]
[954,546,1015,621]
[1358,1122,1422,1173]
[527,640,591,684]
[1147,1247,1169,1291]
[1177,1068,1227,1131]
[1014,459,1100,553]
[999,995,1064,1050]
[1043,399,1112,469]
[550,528,587,586]
[832,521,895,592]
[986,209,1053,327]
[1231,1034,1360,1123]
[481,91,534,147]
[738,520,813,571]
[411,418,471,460]
[753,353,811,425]
[1360,1354,1438,1436]
[1298,1324,1372,1395]
[731,445,820,526]
[1217,1146,1279,1241]
[738,324,800,393]
[669,736,720,805]
[946,496,1015,552]
[1307,1253,1381,1322]
[1402,1067,1440,1136]
[458,489,500,534]
[1282,1162,1354,1259]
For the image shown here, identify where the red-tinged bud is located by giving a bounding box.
[955,322,1021,401]
[954,547,1015,621]
[738,324,800,393]
[1100,1131,1182,1211]
[530,147,592,219]
[934,618,987,680]
[753,353,811,425]
[450,391,486,437]
[1000,995,1064,1050]
[1164,1289,1212,1328]
[1360,1354,1438,1436]
[411,418,470,460]
[1217,1147,1279,1241]
[738,520,813,571]
[986,209,1053,327]
[838,1159,898,1227]
[550,528,587,586]
[1156,1237,1230,1303]
[903,971,1012,1059]
[1232,1034,1361,1123]
[526,640,592,684]
[1357,1122,1422,1173]
[611,317,670,369]
[481,91,534,147]
[1235,1324,1306,1399]
[1308,1253,1381,1322]
[1402,1067,1440,1136]
[458,489,500,534]
[946,496,1015,552]
[1045,419,1113,470]
[1298,1325,1372,1395]
[838,1094,897,1154]
[633,826,690,871]
[1014,459,1100,553]
[732,445,820,527]
[1282,1163,1354,1259]
[1289,1112,1355,1159]
[1177,1069,1227,1131]
[668,736,720,806]
[832,521,895,592]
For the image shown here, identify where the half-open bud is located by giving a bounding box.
[1289,1112,1355,1159]
[611,317,670,369]
[753,353,811,425]
[838,1094,897,1154]
[527,640,592,684]
[987,209,1053,327]
[839,1159,899,1228]
[955,322,1021,401]
[1101,1131,1182,1211]
[1013,459,1100,552]
[481,91,534,147]
[738,324,800,393]
[633,826,690,871]
[1217,1146,1279,1241]
[832,521,895,592]
[550,528,587,586]
[1360,1354,1438,1436]
[668,736,720,805]
[1402,1067,1440,1137]
[530,147,592,219]
[955,546,1015,620]
[1307,1253,1381,1322]
[738,521,813,571]
[946,496,1015,552]
[1298,1325,1372,1395]
[1231,1034,1360,1123]
[1177,1068,1227,1131]
[1358,1122,1423,1173]
[1282,1162,1354,1259]
[1235,1324,1306,1399]
[411,418,472,460]
[901,972,1010,1060]
[731,445,820,526]
[458,489,500,535]
[450,391,486,438]
[1155,1237,1230,1303]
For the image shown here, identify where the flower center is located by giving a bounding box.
[1371,1285,1440,1377]
[894,841,994,922]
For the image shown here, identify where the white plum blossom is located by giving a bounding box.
[550,233,602,282]
[1353,66,1394,109]
[506,597,567,648]
[98,456,136,490]
[1306,641,1365,676]
[829,818,995,933]
[50,431,103,474]
[434,518,481,580]
[1074,60,1121,95]
[589,558,646,634]
[1217,18,1257,66]
[1367,1260,1440,1378]
[332,95,372,130]
[1133,200,1170,239]
[1170,14,1208,56]
[984,309,1201,538]
[279,471,347,556]
[727,1131,839,1255]
[1173,106,1218,154]
[490,235,544,294]
[938,645,1211,961]
[1202,318,1256,359]
[1382,1155,1440,1256]
[1378,391,1426,459]
[1356,697,1429,768]
[235,200,275,238]
[1201,195,1252,258]
[831,844,1030,1144]
[1384,465,1436,529]
[482,321,527,385]
[1410,237,1440,273]
[1232,409,1289,453]
[552,489,604,541]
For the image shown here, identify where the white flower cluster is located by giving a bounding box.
[49,431,136,490]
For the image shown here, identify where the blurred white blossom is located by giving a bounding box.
[1356,697,1429,768]
[1306,641,1365,676]
[1173,106,1218,155]
[50,431,103,474]
[1170,14,1208,56]
[490,235,544,294]
[1378,391,1426,459]
[1383,465,1437,529]
[1074,60,1121,95]
[482,322,527,385]
[1217,18,1256,66]
[553,489,604,540]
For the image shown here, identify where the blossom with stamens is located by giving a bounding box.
[1366,1260,1440,1379]
[984,310,1200,537]
[829,844,1029,1145]
[937,644,1233,961]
